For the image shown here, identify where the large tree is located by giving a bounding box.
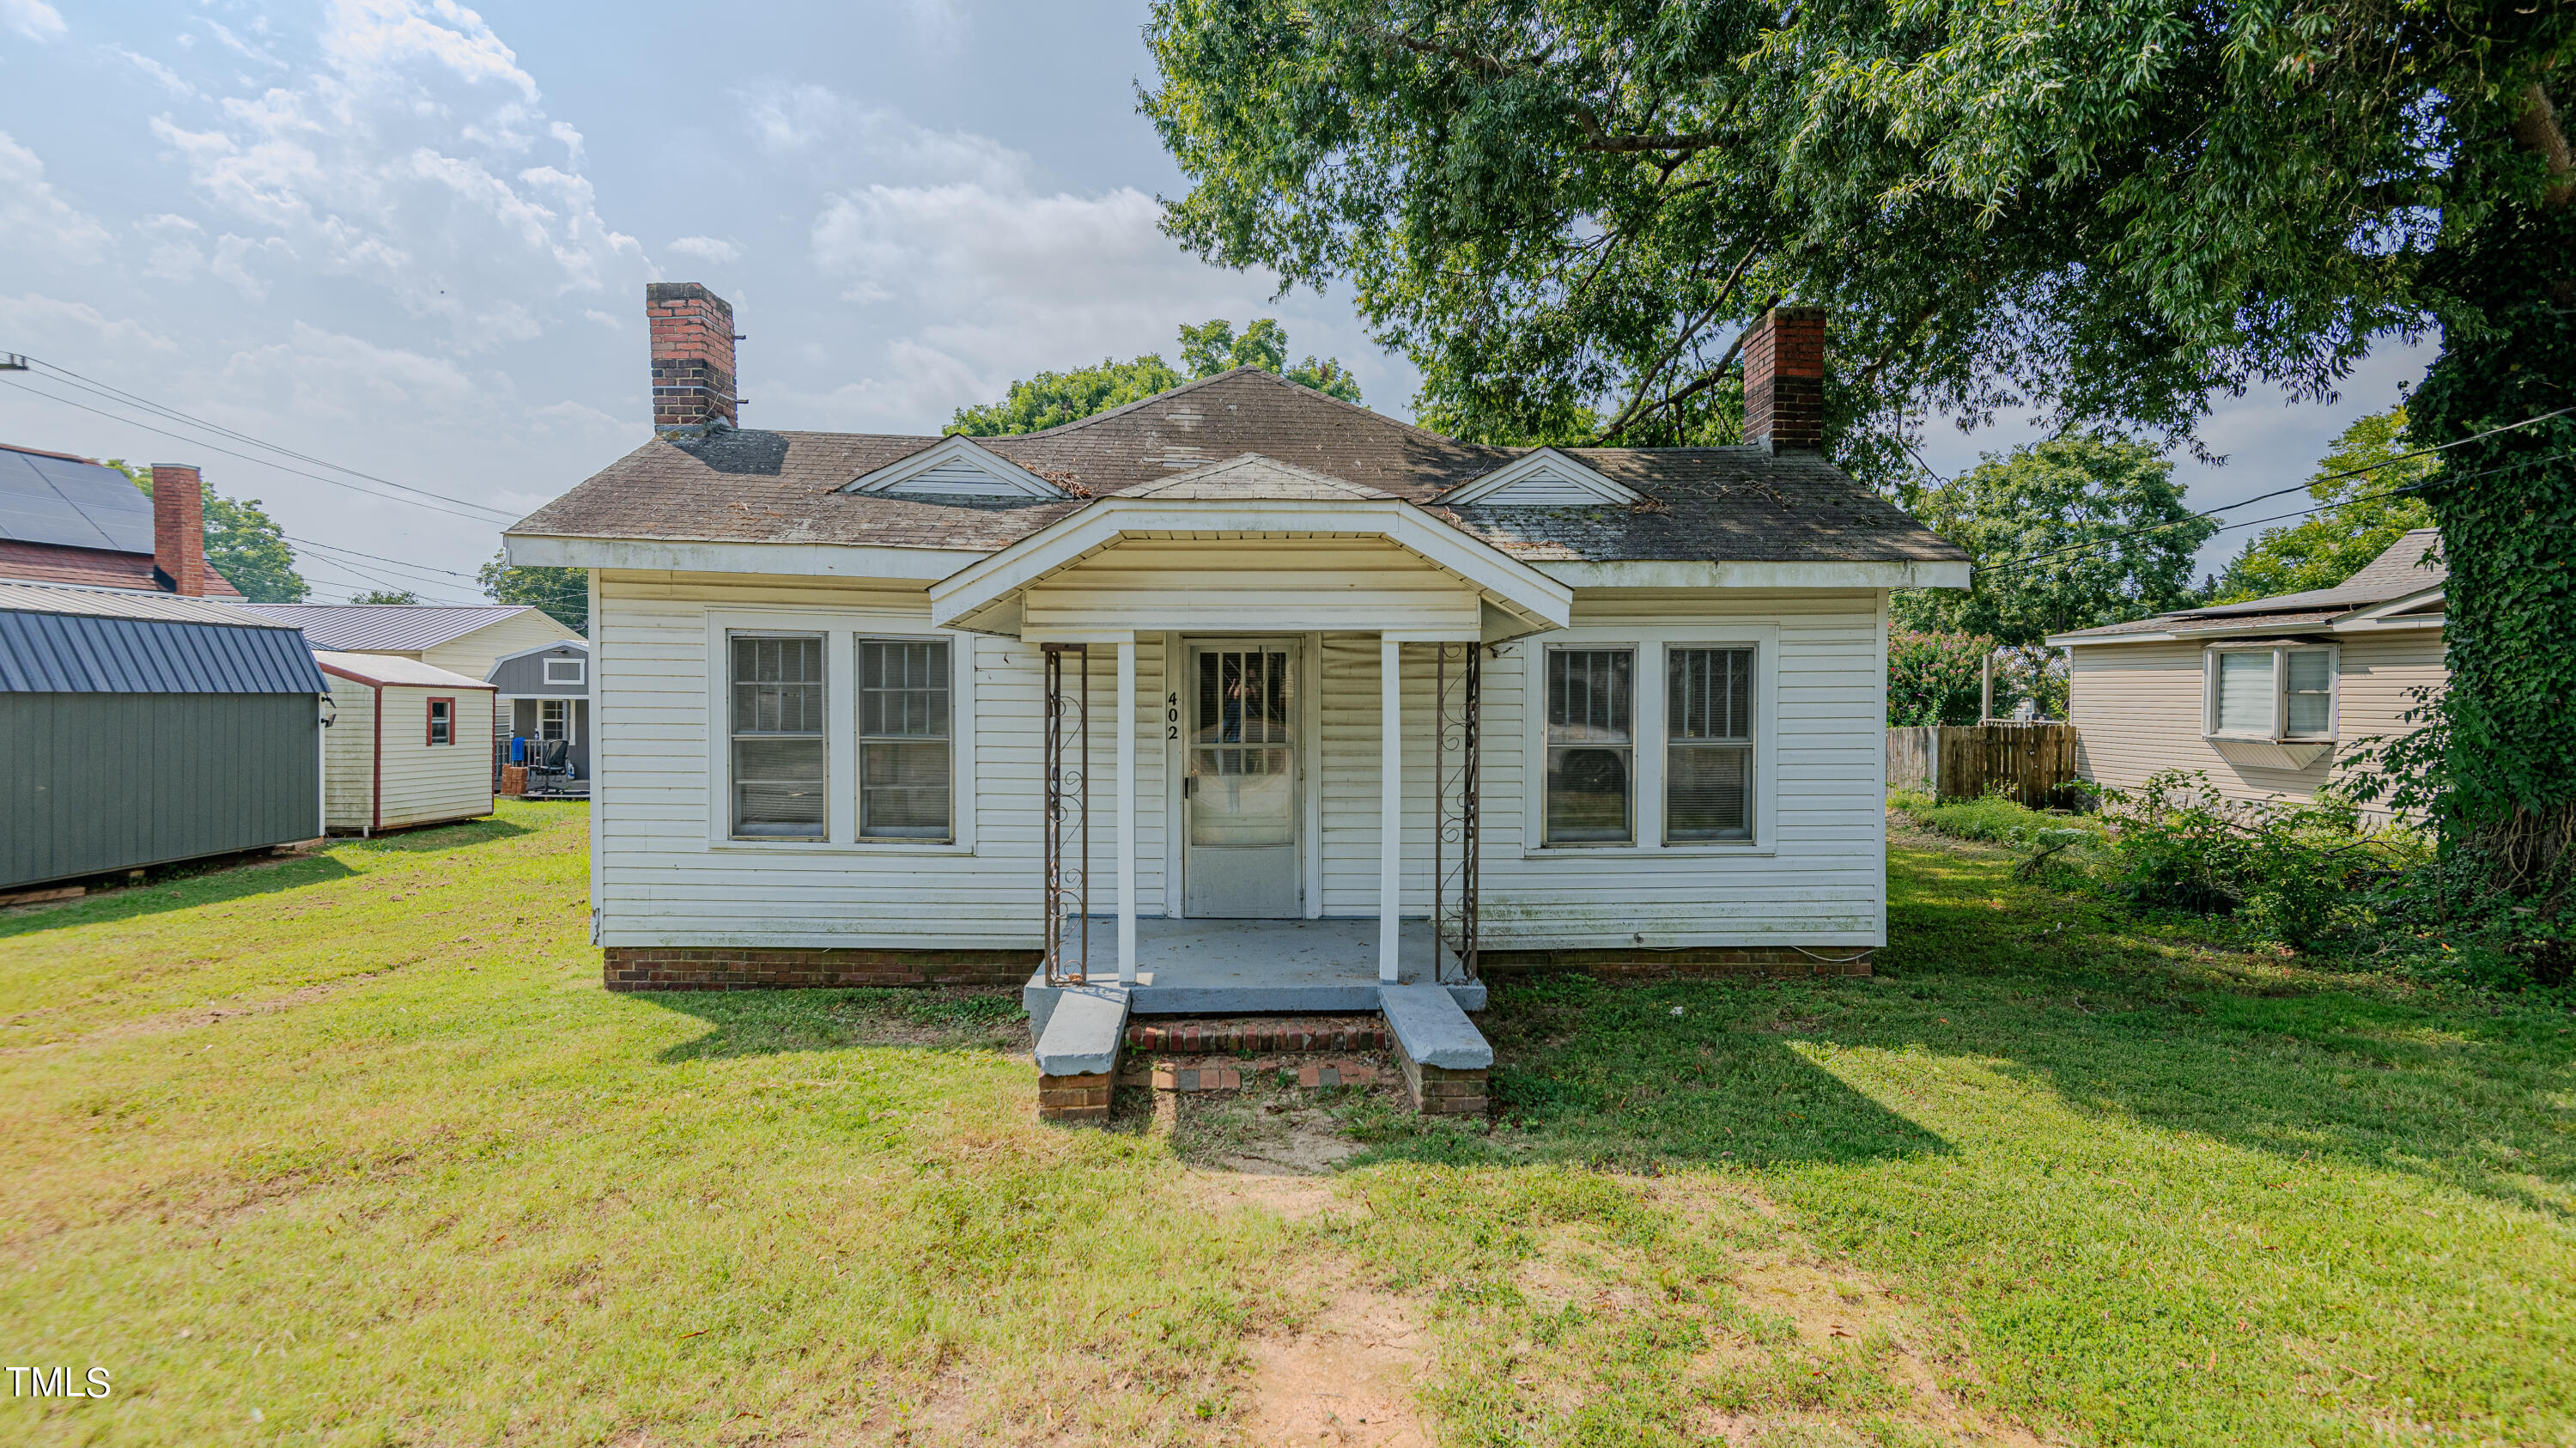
[949,318,1361,436]
[478,553,589,634]
[2209,406,2438,603]
[1145,0,2576,894]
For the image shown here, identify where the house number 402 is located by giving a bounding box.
[1166,691,1179,739]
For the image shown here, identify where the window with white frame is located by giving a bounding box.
[2206,644,2336,741]
[1667,647,1754,842]
[859,637,952,840]
[1544,648,1633,844]
[539,698,571,744]
[544,655,585,685]
[729,633,827,838]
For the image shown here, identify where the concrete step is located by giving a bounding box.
[1378,984,1493,1117]
[1033,984,1129,1125]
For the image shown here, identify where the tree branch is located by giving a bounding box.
[1594,291,1784,445]
[1352,23,1736,156]
[1591,245,1764,441]
[2513,81,2574,209]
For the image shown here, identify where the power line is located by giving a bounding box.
[0,376,517,524]
[1985,404,2576,575]
[13,356,525,520]
[1972,449,2562,582]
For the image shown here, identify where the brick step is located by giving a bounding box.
[1125,1015,1387,1055]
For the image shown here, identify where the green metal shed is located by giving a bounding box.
[0,582,330,891]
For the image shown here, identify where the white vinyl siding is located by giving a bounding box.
[592,571,1887,952]
[417,608,584,683]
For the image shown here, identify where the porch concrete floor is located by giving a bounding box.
[1023,918,1486,1034]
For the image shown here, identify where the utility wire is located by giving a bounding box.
[10,356,522,519]
[1984,404,2576,575]
[1973,449,2562,582]
[0,376,516,523]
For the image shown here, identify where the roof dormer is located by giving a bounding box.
[839,435,1066,500]
[1437,447,1638,506]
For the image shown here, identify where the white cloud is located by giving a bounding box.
[113,46,196,95]
[669,235,741,265]
[2,0,65,43]
[0,131,112,265]
[148,0,640,347]
[0,293,176,354]
[741,82,1024,192]
[137,214,206,281]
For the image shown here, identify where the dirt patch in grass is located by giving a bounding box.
[1163,1065,1397,1174]
[1240,1286,1434,1446]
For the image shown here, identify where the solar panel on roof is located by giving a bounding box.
[0,445,157,553]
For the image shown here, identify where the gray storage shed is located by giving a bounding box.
[0,582,330,891]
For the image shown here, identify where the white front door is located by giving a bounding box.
[1183,642,1299,917]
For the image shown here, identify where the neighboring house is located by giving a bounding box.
[2049,528,2445,809]
[237,603,581,683]
[485,638,592,787]
[313,651,496,834]
[0,444,239,598]
[1,581,327,891]
[506,285,1969,1043]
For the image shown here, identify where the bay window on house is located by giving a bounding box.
[1545,647,1633,844]
[729,633,827,838]
[2206,643,2338,741]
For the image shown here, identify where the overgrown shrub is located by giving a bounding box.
[1886,630,1990,727]
[2092,770,2419,948]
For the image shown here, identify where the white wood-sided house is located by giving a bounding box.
[507,286,1966,1112]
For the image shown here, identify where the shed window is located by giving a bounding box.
[1544,648,1632,844]
[1668,648,1753,842]
[730,634,827,838]
[539,698,571,745]
[2206,646,2337,741]
[544,656,585,685]
[426,697,453,746]
[859,638,951,840]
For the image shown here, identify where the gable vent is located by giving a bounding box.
[885,459,1037,497]
[1439,447,1640,506]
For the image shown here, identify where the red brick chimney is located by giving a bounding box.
[150,463,207,596]
[647,282,740,434]
[1743,305,1826,451]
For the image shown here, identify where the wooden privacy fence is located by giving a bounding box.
[1887,723,2082,806]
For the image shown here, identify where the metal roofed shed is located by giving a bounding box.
[313,651,497,835]
[1,582,328,891]
[485,639,590,795]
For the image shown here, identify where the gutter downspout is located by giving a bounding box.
[369,679,383,837]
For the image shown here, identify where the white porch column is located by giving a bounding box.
[1116,638,1139,983]
[1379,635,1401,982]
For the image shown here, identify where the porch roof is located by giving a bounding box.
[927,459,1575,642]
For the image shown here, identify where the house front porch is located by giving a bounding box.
[1021,917,1485,1035]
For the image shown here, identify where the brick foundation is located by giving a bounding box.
[1479,946,1872,981]
[1125,1017,1388,1054]
[1389,1035,1488,1117]
[603,947,1038,992]
[1037,1070,1112,1123]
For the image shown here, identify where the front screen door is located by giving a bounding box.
[1184,643,1299,917]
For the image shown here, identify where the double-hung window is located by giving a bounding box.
[859,638,952,840]
[1667,648,1753,841]
[426,697,453,746]
[1544,648,1633,844]
[2206,645,2337,741]
[729,633,827,838]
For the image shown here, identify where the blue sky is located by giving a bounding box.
[0,0,2432,604]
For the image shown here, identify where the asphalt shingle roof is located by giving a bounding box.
[2055,529,2446,642]
[510,369,1965,568]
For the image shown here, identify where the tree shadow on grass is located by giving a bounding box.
[0,854,359,938]
[1347,975,1956,1171]
[642,987,1030,1062]
[1874,829,2576,1217]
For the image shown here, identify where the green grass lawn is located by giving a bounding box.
[3,802,2569,1446]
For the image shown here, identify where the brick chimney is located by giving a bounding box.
[150,463,207,596]
[1742,305,1826,451]
[647,282,740,434]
